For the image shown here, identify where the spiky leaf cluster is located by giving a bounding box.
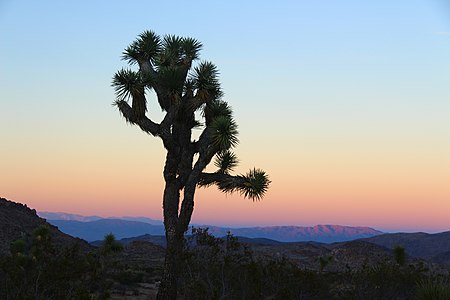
[122,30,161,64]
[112,69,143,101]
[158,66,186,97]
[218,168,271,201]
[192,61,223,101]
[214,150,239,174]
[181,37,202,61]
[204,100,232,123]
[158,35,184,66]
[210,115,239,150]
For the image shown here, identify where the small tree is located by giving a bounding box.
[112,30,270,299]
[393,245,406,266]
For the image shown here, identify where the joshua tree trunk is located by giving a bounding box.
[157,150,181,299]
[113,30,270,300]
[157,230,179,299]
[157,189,179,299]
[157,149,195,299]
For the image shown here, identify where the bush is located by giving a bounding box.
[178,228,331,299]
[415,279,450,300]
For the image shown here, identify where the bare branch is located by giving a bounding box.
[176,133,219,233]
[198,172,245,188]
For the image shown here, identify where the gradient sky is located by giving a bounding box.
[1,1,449,232]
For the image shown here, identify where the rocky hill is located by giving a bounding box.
[0,197,91,256]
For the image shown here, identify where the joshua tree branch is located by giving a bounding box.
[138,60,159,88]
[116,100,174,144]
[198,172,246,188]
[139,60,157,77]
[193,126,212,154]
[138,60,170,109]
[176,142,220,234]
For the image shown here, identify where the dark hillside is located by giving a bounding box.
[363,232,450,258]
[430,250,450,267]
[0,197,91,256]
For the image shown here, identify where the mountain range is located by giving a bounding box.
[38,211,450,267]
[1,198,449,269]
[39,211,382,243]
[38,211,163,225]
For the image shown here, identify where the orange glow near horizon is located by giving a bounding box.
[3,136,448,233]
[2,123,449,233]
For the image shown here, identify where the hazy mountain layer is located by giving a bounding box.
[38,211,162,225]
[48,219,165,241]
[45,216,382,243]
[204,224,382,243]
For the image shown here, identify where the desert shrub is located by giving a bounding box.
[178,228,332,300]
[345,262,427,300]
[113,268,146,285]
[179,228,258,299]
[415,279,450,300]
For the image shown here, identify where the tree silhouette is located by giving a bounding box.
[393,245,406,266]
[112,30,270,299]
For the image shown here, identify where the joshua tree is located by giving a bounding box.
[112,30,270,299]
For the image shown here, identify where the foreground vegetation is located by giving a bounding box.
[1,226,449,299]
[177,228,450,300]
[0,225,120,299]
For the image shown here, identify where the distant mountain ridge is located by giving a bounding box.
[204,224,382,243]
[38,211,163,225]
[38,212,103,222]
[47,219,165,242]
[41,212,382,243]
